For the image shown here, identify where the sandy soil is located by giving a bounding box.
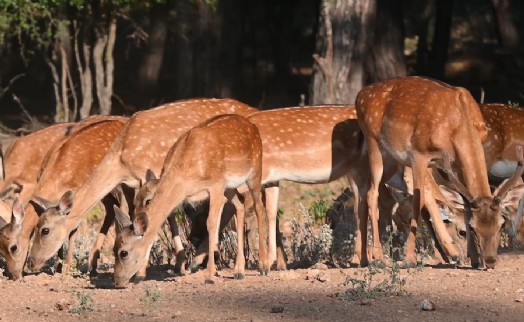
[0,252,523,322]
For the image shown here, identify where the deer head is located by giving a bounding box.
[438,148,524,268]
[0,197,25,279]
[25,191,74,271]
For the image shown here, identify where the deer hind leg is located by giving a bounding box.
[58,228,78,275]
[405,154,430,266]
[205,186,227,283]
[247,181,269,276]
[166,214,187,275]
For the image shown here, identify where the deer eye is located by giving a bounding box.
[41,228,50,236]
[458,230,467,238]
[120,250,128,259]
[10,245,17,253]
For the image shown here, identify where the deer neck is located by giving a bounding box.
[143,181,188,241]
[453,134,492,198]
[21,204,39,239]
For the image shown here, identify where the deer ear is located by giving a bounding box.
[30,196,54,216]
[0,216,7,230]
[11,197,24,226]
[500,184,524,208]
[132,212,148,236]
[438,185,465,210]
[145,169,157,182]
[113,205,132,232]
[58,191,74,215]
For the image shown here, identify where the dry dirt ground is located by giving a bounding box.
[1,181,524,322]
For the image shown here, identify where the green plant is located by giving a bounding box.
[341,260,417,301]
[69,291,94,315]
[309,199,332,224]
[141,285,162,306]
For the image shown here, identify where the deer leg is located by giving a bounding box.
[263,184,279,269]
[424,172,460,263]
[64,228,79,274]
[230,195,246,279]
[365,138,385,263]
[205,187,227,283]
[167,214,187,275]
[275,217,287,270]
[190,201,236,272]
[405,155,430,266]
[248,181,269,276]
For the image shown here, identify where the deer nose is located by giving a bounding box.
[485,256,497,269]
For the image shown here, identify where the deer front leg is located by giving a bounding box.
[263,185,279,269]
[231,195,246,279]
[366,139,385,263]
[405,154,430,266]
[167,214,187,275]
[205,188,227,284]
[62,228,79,275]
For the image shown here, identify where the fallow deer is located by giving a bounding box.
[25,99,257,280]
[112,114,268,287]
[0,122,74,204]
[1,118,127,280]
[355,76,524,269]
[171,106,462,269]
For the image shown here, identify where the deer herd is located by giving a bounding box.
[0,76,523,288]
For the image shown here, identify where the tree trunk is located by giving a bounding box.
[428,0,453,79]
[490,0,519,48]
[310,0,376,105]
[415,0,435,76]
[173,0,196,98]
[366,0,407,83]
[137,1,169,106]
[217,0,242,98]
[93,18,116,115]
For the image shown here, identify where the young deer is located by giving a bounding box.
[113,114,268,287]
[182,106,462,269]
[0,118,128,280]
[26,99,257,280]
[0,122,74,203]
[356,76,524,269]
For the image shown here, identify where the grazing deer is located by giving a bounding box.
[182,106,463,269]
[355,76,524,269]
[0,118,128,280]
[437,103,524,250]
[0,122,74,203]
[25,99,257,280]
[113,114,268,287]
[0,115,127,204]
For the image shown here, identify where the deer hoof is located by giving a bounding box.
[132,275,146,283]
[233,273,245,280]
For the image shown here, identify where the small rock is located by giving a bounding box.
[446,272,459,277]
[270,305,285,313]
[110,304,116,308]
[515,296,524,303]
[360,299,373,306]
[316,272,329,283]
[306,269,320,280]
[420,299,436,311]
[312,263,329,270]
[172,310,182,318]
